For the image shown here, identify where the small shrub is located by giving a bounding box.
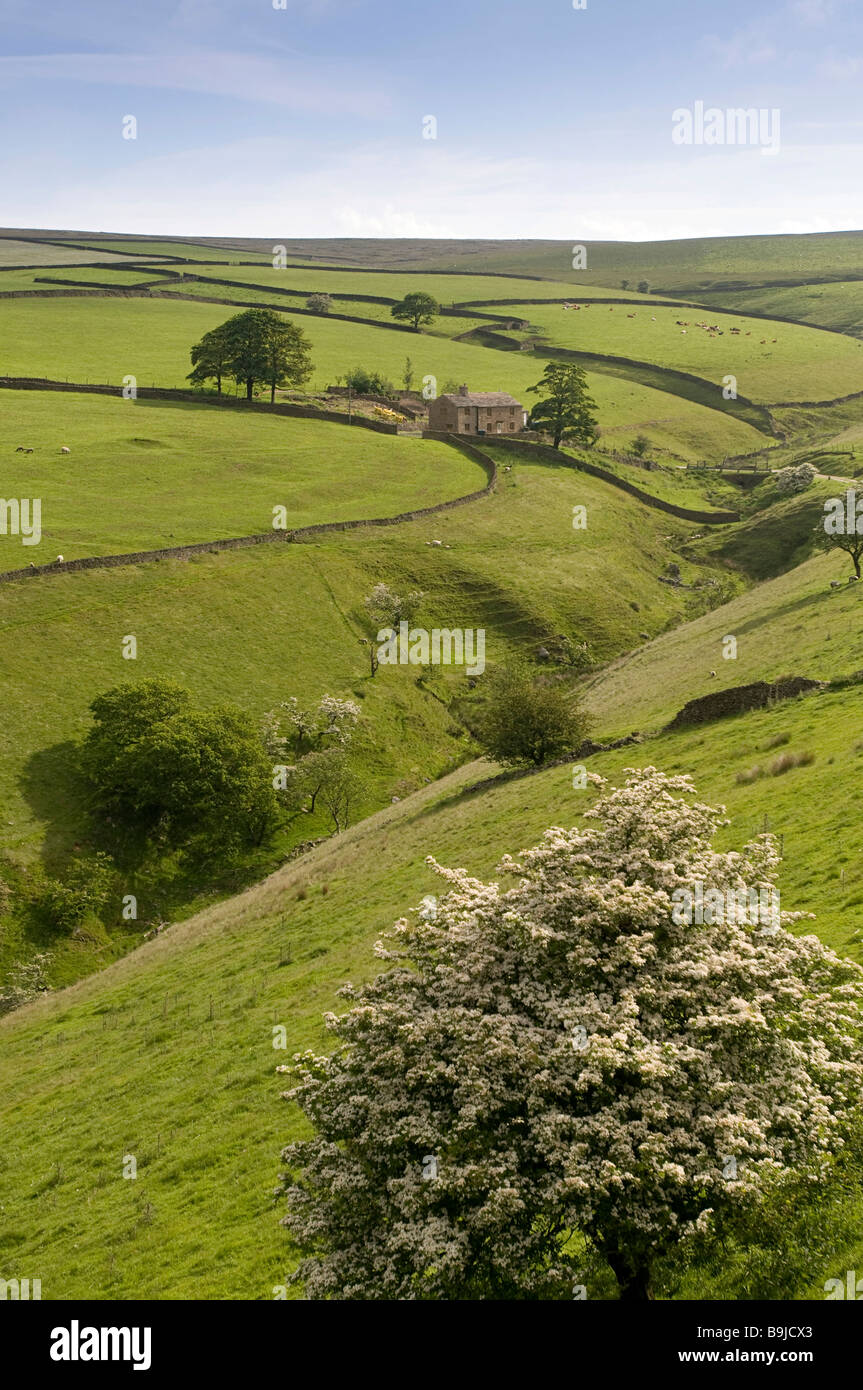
[762,732,791,750]
[735,765,765,784]
[769,750,815,776]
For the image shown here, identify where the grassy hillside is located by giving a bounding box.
[580,545,862,736]
[0,297,768,460]
[505,301,863,403]
[0,391,481,569]
[2,676,862,1299]
[3,227,863,1303]
[698,281,863,340]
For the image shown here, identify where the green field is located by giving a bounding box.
[0,296,768,460]
[698,281,863,340]
[502,301,863,403]
[0,391,481,569]
[185,262,672,305]
[0,238,151,267]
[123,230,863,293]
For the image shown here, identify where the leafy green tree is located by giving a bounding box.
[187,324,231,394]
[637,279,650,294]
[292,748,363,832]
[192,309,313,402]
[816,488,863,577]
[475,665,589,767]
[402,356,414,392]
[527,361,598,449]
[82,680,279,851]
[81,679,192,833]
[631,434,650,458]
[306,293,332,314]
[390,292,438,331]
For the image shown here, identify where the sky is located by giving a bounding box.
[0,0,861,241]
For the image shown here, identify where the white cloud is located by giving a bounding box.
[0,50,388,116]
[7,131,863,241]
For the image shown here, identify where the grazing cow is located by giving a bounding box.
[60,446,71,455]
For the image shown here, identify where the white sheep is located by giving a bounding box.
[830,580,842,589]
[56,554,64,563]
[60,446,71,455]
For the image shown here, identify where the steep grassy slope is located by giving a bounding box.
[580,542,862,736]
[0,448,716,998]
[0,391,481,569]
[2,676,862,1300]
[0,454,704,852]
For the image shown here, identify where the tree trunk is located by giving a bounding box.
[270,381,276,404]
[607,1252,653,1301]
[246,379,254,400]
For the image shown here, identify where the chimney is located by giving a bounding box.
[458,383,469,396]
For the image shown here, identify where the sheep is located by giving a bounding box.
[849,575,860,584]
[60,446,70,455]
[431,540,443,548]
[15,445,26,452]
[831,579,842,589]
[24,447,33,454]
[55,554,64,564]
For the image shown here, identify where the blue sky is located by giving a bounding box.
[1,0,861,239]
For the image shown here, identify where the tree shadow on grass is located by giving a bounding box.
[18,741,89,870]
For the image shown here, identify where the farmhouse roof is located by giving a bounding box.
[439,390,522,406]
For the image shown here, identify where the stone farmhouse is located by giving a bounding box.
[428,384,527,436]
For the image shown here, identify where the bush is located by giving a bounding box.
[25,853,115,934]
[0,952,52,1015]
[774,462,816,495]
[306,293,332,314]
[345,367,394,397]
[769,750,815,776]
[475,666,590,767]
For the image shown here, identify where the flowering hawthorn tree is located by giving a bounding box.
[278,768,863,1300]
